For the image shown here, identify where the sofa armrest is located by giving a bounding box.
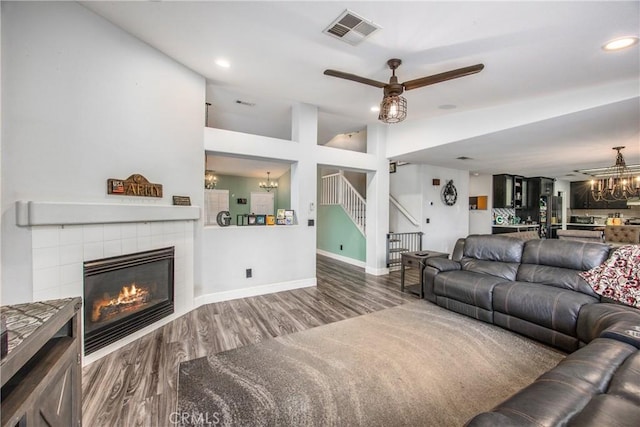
[423,259,461,303]
[600,321,640,349]
[577,303,640,344]
[426,257,461,272]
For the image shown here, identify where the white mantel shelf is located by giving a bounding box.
[16,201,200,226]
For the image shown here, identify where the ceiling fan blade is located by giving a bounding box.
[324,69,387,89]
[402,64,485,91]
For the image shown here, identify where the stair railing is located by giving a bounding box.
[321,173,366,235]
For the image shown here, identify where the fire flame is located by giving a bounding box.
[91,282,150,323]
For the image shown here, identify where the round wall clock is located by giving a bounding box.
[441,180,458,206]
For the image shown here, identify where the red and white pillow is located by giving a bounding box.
[579,245,640,308]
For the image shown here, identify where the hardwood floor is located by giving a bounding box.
[82,255,418,426]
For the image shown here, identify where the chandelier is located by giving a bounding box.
[204,170,217,189]
[259,171,278,192]
[587,147,640,201]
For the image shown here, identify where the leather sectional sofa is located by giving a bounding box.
[422,235,640,426]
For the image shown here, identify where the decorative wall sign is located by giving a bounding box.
[172,196,191,206]
[237,198,247,205]
[441,180,458,206]
[108,174,163,198]
[216,210,231,226]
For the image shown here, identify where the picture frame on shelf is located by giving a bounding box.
[276,218,286,225]
[256,215,266,225]
[266,215,276,226]
[284,210,295,225]
[277,209,286,219]
[247,214,257,225]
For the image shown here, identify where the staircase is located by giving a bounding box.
[320,173,366,235]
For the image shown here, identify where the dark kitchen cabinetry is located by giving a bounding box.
[570,181,629,210]
[493,174,513,208]
[493,174,530,209]
[493,174,527,208]
[527,177,555,208]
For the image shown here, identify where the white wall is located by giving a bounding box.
[421,165,470,253]
[469,174,493,235]
[1,2,205,304]
[389,163,423,233]
[201,118,390,298]
[389,163,470,255]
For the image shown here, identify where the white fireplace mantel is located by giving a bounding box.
[16,200,200,227]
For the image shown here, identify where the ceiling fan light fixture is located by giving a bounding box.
[378,95,407,124]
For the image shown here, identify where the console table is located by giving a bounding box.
[400,251,448,298]
[1,297,82,427]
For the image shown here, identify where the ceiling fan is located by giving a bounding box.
[324,59,484,123]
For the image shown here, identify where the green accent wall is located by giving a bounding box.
[276,169,291,212]
[214,173,291,224]
[317,204,366,262]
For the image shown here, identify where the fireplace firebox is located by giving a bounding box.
[83,247,174,354]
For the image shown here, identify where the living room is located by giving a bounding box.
[2,1,639,426]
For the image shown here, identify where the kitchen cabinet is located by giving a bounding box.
[493,174,528,209]
[493,174,513,208]
[513,176,526,208]
[493,174,525,208]
[570,181,629,209]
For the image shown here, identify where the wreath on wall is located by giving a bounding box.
[441,180,458,206]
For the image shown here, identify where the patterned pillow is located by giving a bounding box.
[579,245,640,308]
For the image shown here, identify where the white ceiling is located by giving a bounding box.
[83,1,640,180]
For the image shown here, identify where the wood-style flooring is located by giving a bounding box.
[81,255,418,426]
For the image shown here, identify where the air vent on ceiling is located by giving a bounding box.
[456,156,473,160]
[323,9,381,46]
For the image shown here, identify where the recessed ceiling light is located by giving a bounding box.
[602,36,639,51]
[215,58,231,68]
[370,106,380,112]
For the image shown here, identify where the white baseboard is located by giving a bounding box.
[316,249,366,268]
[194,278,317,307]
[365,266,390,276]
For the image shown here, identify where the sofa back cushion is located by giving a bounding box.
[459,235,525,281]
[517,239,611,295]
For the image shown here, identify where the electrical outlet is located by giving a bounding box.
[246,268,252,278]
[426,218,430,224]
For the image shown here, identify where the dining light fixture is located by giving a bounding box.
[585,147,640,202]
[378,95,407,124]
[204,170,218,189]
[259,171,278,192]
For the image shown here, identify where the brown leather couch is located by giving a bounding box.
[423,235,640,426]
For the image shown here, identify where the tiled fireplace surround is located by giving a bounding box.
[21,202,198,365]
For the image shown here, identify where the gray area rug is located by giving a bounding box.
[177,301,564,426]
